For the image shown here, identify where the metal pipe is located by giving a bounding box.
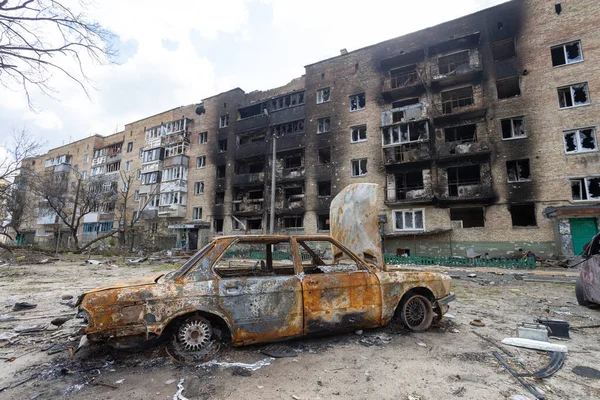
[269,134,276,234]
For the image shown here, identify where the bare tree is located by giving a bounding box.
[1,185,28,240]
[0,0,115,109]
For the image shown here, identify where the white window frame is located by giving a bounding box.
[198,131,208,144]
[194,181,205,195]
[558,82,590,109]
[219,115,229,128]
[317,117,331,134]
[81,170,87,180]
[393,209,425,231]
[351,158,368,177]
[571,177,600,202]
[83,154,89,164]
[316,87,330,104]
[349,93,366,111]
[134,190,140,202]
[506,159,531,183]
[125,160,131,171]
[501,116,526,140]
[192,207,203,220]
[350,125,367,143]
[563,127,597,154]
[196,156,206,169]
[551,40,583,67]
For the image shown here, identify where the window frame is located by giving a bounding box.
[192,206,202,220]
[194,181,205,195]
[551,40,583,67]
[196,155,206,169]
[557,82,590,109]
[501,116,526,140]
[563,127,598,154]
[219,115,229,128]
[350,125,367,143]
[317,117,331,134]
[570,177,600,202]
[316,87,331,104]
[198,131,208,144]
[393,209,425,232]
[349,93,366,111]
[351,158,368,177]
[506,159,531,183]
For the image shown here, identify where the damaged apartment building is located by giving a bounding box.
[16,0,600,257]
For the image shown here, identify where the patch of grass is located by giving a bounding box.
[151,263,180,272]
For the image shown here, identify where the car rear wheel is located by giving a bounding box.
[176,315,213,352]
[401,294,434,331]
[575,277,590,306]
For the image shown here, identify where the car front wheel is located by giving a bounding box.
[176,315,213,352]
[575,277,590,306]
[401,294,434,331]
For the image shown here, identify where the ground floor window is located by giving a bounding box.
[393,209,424,231]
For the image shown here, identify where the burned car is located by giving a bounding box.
[576,232,600,306]
[77,184,454,351]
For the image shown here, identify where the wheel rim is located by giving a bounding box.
[178,318,212,352]
[402,294,433,331]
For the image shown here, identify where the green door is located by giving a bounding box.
[570,218,598,255]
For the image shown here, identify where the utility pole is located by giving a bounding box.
[270,133,276,234]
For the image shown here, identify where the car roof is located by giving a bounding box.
[213,234,333,241]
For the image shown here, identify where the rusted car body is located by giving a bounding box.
[77,184,454,350]
[576,232,600,306]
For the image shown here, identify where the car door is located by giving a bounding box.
[214,238,303,345]
[297,238,382,334]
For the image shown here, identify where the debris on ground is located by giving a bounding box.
[0,332,19,341]
[61,294,73,301]
[12,301,37,311]
[202,358,275,371]
[535,318,570,338]
[126,257,148,264]
[13,324,45,333]
[516,323,549,342]
[358,333,392,347]
[501,338,568,353]
[470,319,485,327]
[260,344,298,358]
[85,260,104,265]
[572,366,600,379]
[0,315,17,322]
[173,378,187,400]
[50,316,72,327]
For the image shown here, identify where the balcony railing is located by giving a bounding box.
[236,141,267,159]
[383,142,430,165]
[279,166,305,180]
[441,95,474,114]
[233,199,264,213]
[232,172,265,186]
[391,69,420,89]
[158,204,186,218]
[385,185,430,202]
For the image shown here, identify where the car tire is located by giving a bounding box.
[575,277,590,306]
[176,315,213,352]
[401,294,434,331]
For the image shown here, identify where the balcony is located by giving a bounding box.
[139,183,159,195]
[83,212,99,223]
[382,66,425,101]
[278,195,305,213]
[160,179,187,193]
[141,161,163,173]
[164,155,189,168]
[277,133,305,152]
[431,50,482,89]
[440,182,494,203]
[236,115,268,133]
[278,166,305,181]
[236,141,267,159]
[385,186,433,205]
[233,199,264,214]
[232,172,265,186]
[271,104,306,126]
[99,212,114,222]
[381,104,426,127]
[437,138,491,161]
[37,211,58,225]
[144,136,166,150]
[140,208,158,220]
[158,204,186,218]
[53,164,73,174]
[383,142,431,166]
[106,153,121,164]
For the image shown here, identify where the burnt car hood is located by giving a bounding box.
[83,274,164,295]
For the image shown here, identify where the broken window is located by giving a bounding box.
[270,119,305,136]
[497,76,521,99]
[283,154,302,169]
[450,208,485,228]
[192,207,202,220]
[349,93,366,111]
[215,191,225,205]
[510,204,537,227]
[318,148,331,164]
[317,87,330,104]
[215,239,294,277]
[558,83,590,108]
[238,102,267,119]
[444,124,477,143]
[395,171,424,200]
[351,159,367,176]
[218,139,227,152]
[351,125,367,143]
[491,39,516,61]
[551,41,583,66]
[216,165,226,179]
[447,165,481,196]
[238,130,265,145]
[392,110,404,123]
[126,142,133,153]
[317,214,330,231]
[283,216,304,229]
[219,115,229,128]
[271,92,305,111]
[564,128,597,154]
[198,131,208,144]
[390,65,419,88]
[196,156,206,168]
[318,181,331,197]
[438,51,470,75]
[501,117,525,139]
[247,219,262,230]
[194,181,205,195]
[213,218,224,233]
[506,159,531,182]
[298,239,359,273]
[571,177,600,201]
[382,121,428,146]
[392,98,419,108]
[441,87,473,114]
[317,117,331,134]
[394,209,424,231]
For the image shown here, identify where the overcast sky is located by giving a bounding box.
[0,0,509,152]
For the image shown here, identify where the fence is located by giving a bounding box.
[384,254,536,269]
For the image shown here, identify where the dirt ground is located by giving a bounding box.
[1,255,599,400]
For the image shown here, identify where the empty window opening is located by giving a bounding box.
[215,191,225,205]
[382,121,428,145]
[318,148,331,164]
[506,159,531,182]
[283,154,302,169]
[218,139,228,152]
[497,21,503,30]
[555,3,562,14]
[214,218,224,233]
[497,76,521,99]
[219,115,229,128]
[501,117,525,139]
[238,102,267,119]
[247,219,262,230]
[390,65,419,88]
[194,181,205,195]
[395,171,424,200]
[394,209,424,231]
[441,87,473,114]
[351,159,368,176]
[283,216,303,229]
[558,83,590,108]
[270,119,305,136]
[238,130,265,145]
[317,214,330,231]
[351,125,367,143]
[317,88,330,104]
[350,93,366,111]
[571,177,600,201]
[318,181,331,197]
[491,39,516,61]
[564,128,597,153]
[445,124,477,143]
[551,41,582,66]
[198,131,208,144]
[284,186,303,198]
[510,204,537,227]
[392,98,419,108]
[271,92,305,111]
[216,165,226,179]
[438,51,470,75]
[447,165,481,196]
[248,190,263,200]
[450,208,485,228]
[317,117,331,134]
[392,110,404,123]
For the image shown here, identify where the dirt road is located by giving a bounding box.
[1,257,599,399]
